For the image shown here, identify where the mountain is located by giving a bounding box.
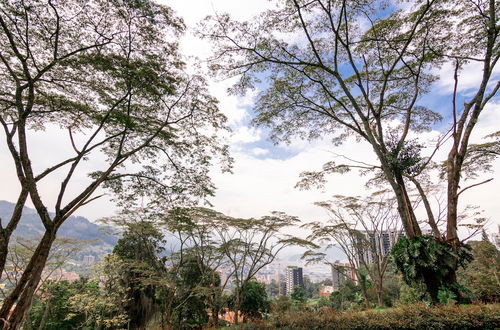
[0,200,118,259]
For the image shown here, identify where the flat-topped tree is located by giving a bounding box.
[0,0,229,327]
[202,0,500,301]
[213,211,315,324]
[166,208,315,325]
[302,191,402,307]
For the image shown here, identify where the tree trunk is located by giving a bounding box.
[233,287,240,325]
[0,190,29,277]
[0,231,56,330]
[36,296,51,330]
[423,270,441,304]
[376,280,384,306]
[0,234,9,279]
[393,173,422,238]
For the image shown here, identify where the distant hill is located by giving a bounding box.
[0,200,118,260]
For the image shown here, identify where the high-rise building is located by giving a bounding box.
[357,230,403,264]
[331,261,357,290]
[285,266,304,294]
[82,255,96,265]
[331,262,347,291]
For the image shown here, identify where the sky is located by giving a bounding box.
[0,0,499,243]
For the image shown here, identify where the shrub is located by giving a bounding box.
[235,303,500,329]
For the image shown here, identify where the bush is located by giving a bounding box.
[235,303,500,329]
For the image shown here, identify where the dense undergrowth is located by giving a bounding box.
[230,303,500,330]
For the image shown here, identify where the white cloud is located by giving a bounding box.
[435,60,500,94]
[251,147,269,156]
[230,126,262,144]
[209,137,377,224]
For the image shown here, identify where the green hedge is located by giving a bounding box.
[233,303,500,329]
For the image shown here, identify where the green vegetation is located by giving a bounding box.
[236,303,500,329]
[0,0,500,328]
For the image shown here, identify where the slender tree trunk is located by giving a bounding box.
[36,297,51,330]
[0,190,29,276]
[375,149,421,239]
[233,287,240,325]
[0,230,56,330]
[375,279,384,306]
[0,234,9,279]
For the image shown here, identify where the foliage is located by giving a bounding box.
[238,303,500,329]
[271,296,293,314]
[290,285,306,304]
[202,0,500,302]
[459,240,500,302]
[69,254,130,329]
[27,279,93,329]
[237,280,270,320]
[266,279,280,298]
[329,280,363,311]
[303,276,320,299]
[316,296,332,309]
[391,236,473,301]
[171,255,220,329]
[398,283,426,305]
[112,221,168,329]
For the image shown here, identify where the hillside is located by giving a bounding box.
[0,200,117,260]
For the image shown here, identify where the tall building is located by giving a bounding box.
[82,255,96,265]
[357,229,403,264]
[331,262,347,291]
[285,266,304,294]
[331,261,357,290]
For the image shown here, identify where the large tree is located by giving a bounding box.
[202,0,500,300]
[0,0,229,327]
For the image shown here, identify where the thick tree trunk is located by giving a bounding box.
[393,174,422,238]
[423,270,441,304]
[0,231,56,330]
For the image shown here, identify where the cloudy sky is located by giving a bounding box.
[0,0,498,239]
[167,0,500,233]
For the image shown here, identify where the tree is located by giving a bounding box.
[459,239,500,302]
[0,0,229,326]
[266,279,279,298]
[236,280,269,321]
[303,192,401,306]
[213,211,314,324]
[290,285,306,304]
[170,255,220,329]
[202,0,500,301]
[1,236,84,300]
[303,276,320,299]
[26,278,94,330]
[329,280,362,311]
[69,255,129,329]
[111,220,168,329]
[163,207,230,326]
[166,208,315,324]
